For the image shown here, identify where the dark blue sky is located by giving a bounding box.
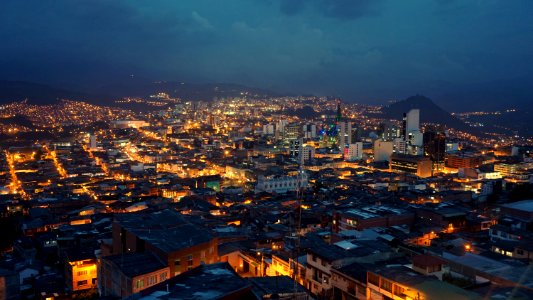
[1,0,533,109]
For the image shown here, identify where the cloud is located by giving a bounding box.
[276,0,382,20]
[191,11,214,30]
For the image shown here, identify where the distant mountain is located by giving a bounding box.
[92,80,280,101]
[0,80,112,105]
[0,80,280,107]
[380,95,475,133]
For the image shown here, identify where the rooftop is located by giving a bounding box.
[103,252,167,278]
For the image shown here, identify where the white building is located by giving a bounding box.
[254,172,308,194]
[344,142,363,161]
[374,139,394,162]
[406,109,420,133]
[393,138,407,154]
[338,121,352,150]
[303,124,317,139]
[262,124,275,135]
[299,145,315,164]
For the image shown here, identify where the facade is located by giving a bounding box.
[423,131,446,169]
[284,123,302,140]
[447,153,483,169]
[390,153,433,178]
[255,171,309,194]
[344,142,363,161]
[303,124,317,139]
[338,121,352,150]
[66,258,98,292]
[374,139,394,162]
[299,145,315,164]
[99,252,170,298]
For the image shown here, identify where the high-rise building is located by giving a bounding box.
[289,138,303,157]
[89,135,97,150]
[406,109,420,134]
[423,131,446,171]
[262,124,275,135]
[299,144,315,164]
[374,139,394,162]
[303,124,317,139]
[284,123,302,140]
[338,121,352,150]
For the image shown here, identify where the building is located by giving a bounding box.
[131,263,255,299]
[99,252,170,298]
[390,153,433,178]
[248,276,310,300]
[262,124,275,136]
[447,153,483,169]
[367,265,481,300]
[374,139,394,162]
[338,121,352,150]
[393,138,407,154]
[344,142,363,161]
[423,131,446,169]
[89,135,97,150]
[335,206,415,231]
[112,210,218,277]
[299,144,315,164]
[303,123,317,139]
[64,250,98,293]
[255,171,309,194]
[284,123,302,140]
[405,109,420,134]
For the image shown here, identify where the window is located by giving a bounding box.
[77,280,88,286]
[368,273,379,286]
[187,255,193,266]
[381,279,392,292]
[92,278,97,285]
[77,270,88,276]
[517,249,524,255]
[160,272,168,282]
[136,279,144,289]
[394,285,406,299]
[148,275,157,286]
[174,259,181,266]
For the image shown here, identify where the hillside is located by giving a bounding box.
[0,80,111,105]
[380,95,475,133]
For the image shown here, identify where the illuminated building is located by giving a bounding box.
[446,153,482,169]
[367,266,480,300]
[338,121,352,150]
[284,123,302,140]
[65,256,98,292]
[344,142,363,161]
[254,171,308,194]
[390,153,433,178]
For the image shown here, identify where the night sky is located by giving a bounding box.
[1,0,533,108]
